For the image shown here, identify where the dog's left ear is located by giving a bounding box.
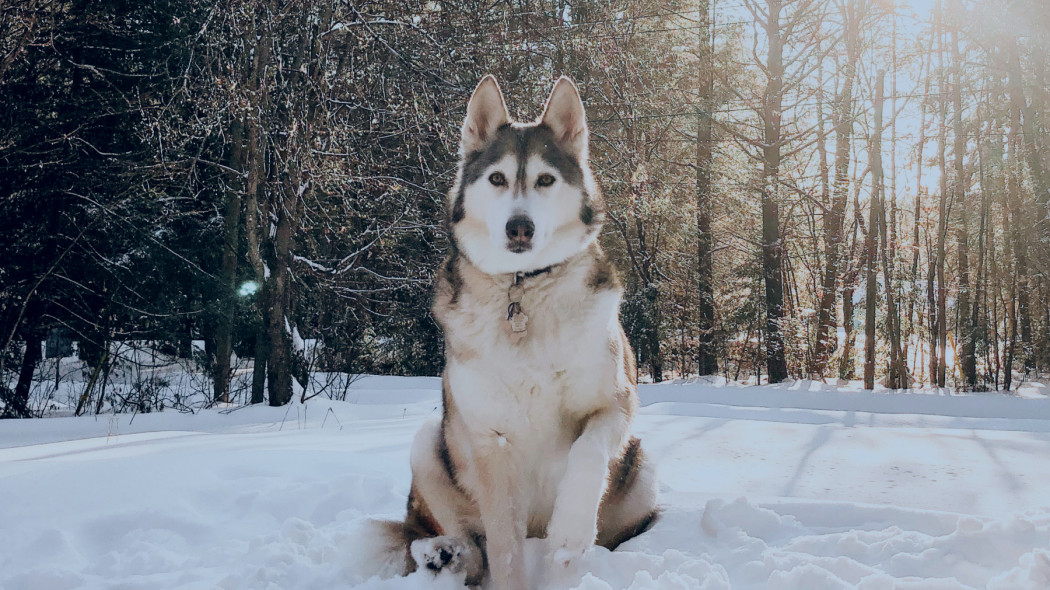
[540,77,588,159]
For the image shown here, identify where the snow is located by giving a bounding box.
[3,376,1050,589]
[294,254,334,273]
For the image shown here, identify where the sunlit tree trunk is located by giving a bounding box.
[695,0,718,376]
[758,0,788,383]
[933,0,949,388]
[952,21,976,390]
[1004,99,1026,390]
[812,0,863,379]
[863,73,885,391]
[908,44,932,386]
[873,72,907,389]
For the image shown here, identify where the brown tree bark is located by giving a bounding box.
[933,0,949,387]
[908,45,933,386]
[1005,38,1040,375]
[695,0,718,376]
[265,200,296,407]
[1004,98,1028,389]
[873,73,907,389]
[839,227,860,381]
[759,0,788,383]
[212,120,245,404]
[7,328,42,418]
[812,0,864,379]
[75,338,108,417]
[952,22,976,390]
[863,73,885,391]
[974,113,994,390]
[262,4,331,405]
[241,2,272,405]
[263,7,315,406]
[1006,38,1050,225]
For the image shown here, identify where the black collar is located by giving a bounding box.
[522,265,555,279]
[512,265,558,285]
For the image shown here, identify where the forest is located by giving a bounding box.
[1,0,1048,417]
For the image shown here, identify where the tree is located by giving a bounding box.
[811,0,867,379]
[695,0,718,376]
[736,0,824,382]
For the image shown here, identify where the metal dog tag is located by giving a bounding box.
[507,275,528,342]
[507,301,528,342]
[510,310,528,333]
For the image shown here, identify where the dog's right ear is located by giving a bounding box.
[461,75,509,153]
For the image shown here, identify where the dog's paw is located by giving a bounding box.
[411,536,469,575]
[546,526,595,568]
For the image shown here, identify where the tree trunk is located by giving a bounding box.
[908,44,932,385]
[1006,37,1050,232]
[952,23,975,390]
[244,4,271,404]
[178,308,193,359]
[839,217,861,381]
[251,322,268,404]
[212,120,245,404]
[695,0,717,376]
[863,73,885,391]
[973,113,994,390]
[927,245,939,385]
[760,0,788,384]
[8,330,42,418]
[264,205,295,406]
[812,0,862,379]
[873,72,907,389]
[1004,98,1025,390]
[264,7,320,406]
[1043,279,1050,371]
[933,0,949,387]
[95,350,113,415]
[75,341,107,417]
[1005,40,1036,373]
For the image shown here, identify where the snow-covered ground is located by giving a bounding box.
[3,376,1050,589]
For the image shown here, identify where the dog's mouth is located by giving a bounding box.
[506,241,533,254]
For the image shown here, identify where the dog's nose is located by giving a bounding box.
[505,215,535,244]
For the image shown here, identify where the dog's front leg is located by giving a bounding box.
[546,409,627,567]
[474,439,528,590]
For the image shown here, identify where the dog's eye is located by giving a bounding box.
[536,173,556,187]
[488,172,507,187]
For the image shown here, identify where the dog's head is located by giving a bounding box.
[448,75,603,275]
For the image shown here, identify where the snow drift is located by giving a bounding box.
[2,376,1050,589]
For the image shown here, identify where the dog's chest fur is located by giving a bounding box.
[434,245,630,502]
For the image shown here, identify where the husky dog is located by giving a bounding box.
[377,75,658,589]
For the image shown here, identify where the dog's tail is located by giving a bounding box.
[350,518,417,579]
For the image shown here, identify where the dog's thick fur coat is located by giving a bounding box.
[377,76,658,589]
